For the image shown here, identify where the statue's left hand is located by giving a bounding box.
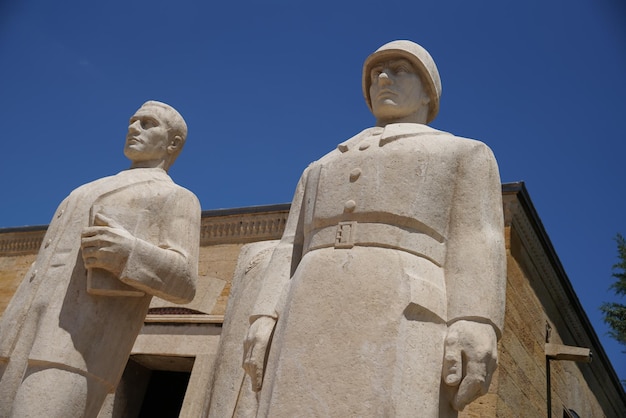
[442,320,498,411]
[243,315,277,392]
[81,213,135,277]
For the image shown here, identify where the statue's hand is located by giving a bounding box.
[80,213,135,277]
[442,320,498,411]
[243,315,276,392]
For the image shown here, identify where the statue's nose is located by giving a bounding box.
[378,71,392,85]
[128,120,141,132]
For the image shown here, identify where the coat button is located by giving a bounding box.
[44,239,52,248]
[57,209,64,218]
[344,200,356,212]
[359,142,370,151]
[349,168,362,182]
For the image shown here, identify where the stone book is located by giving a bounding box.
[86,203,145,297]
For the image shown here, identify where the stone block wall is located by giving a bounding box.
[0,253,36,317]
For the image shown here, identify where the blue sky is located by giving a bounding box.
[1,0,625,383]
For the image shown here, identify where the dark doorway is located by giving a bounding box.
[138,370,191,418]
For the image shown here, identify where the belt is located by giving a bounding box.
[304,221,445,266]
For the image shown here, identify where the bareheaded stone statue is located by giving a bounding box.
[241,40,506,417]
[0,101,201,417]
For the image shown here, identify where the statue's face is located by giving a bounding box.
[124,107,171,163]
[369,58,428,122]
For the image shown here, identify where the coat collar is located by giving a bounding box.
[337,123,446,153]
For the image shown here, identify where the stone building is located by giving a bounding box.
[0,182,624,417]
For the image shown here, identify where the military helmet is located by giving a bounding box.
[362,40,442,123]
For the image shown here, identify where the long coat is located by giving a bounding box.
[251,123,506,417]
[0,168,200,402]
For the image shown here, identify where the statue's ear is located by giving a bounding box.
[167,135,182,155]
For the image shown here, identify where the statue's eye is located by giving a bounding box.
[142,119,157,129]
[394,65,410,74]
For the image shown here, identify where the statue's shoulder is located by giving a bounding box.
[171,183,201,207]
[66,173,119,198]
[452,135,494,156]
[149,173,200,208]
[430,128,493,152]
[439,134,498,169]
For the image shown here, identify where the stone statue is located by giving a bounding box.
[205,241,280,418]
[0,101,201,417]
[241,40,506,417]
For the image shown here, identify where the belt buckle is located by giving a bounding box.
[335,221,356,249]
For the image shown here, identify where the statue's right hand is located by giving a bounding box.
[243,315,277,392]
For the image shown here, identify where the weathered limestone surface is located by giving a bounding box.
[237,40,507,417]
[0,101,201,418]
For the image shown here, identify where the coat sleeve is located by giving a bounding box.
[119,187,201,304]
[249,166,309,321]
[443,141,506,339]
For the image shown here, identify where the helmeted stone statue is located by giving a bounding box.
[240,40,506,417]
[0,101,201,417]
